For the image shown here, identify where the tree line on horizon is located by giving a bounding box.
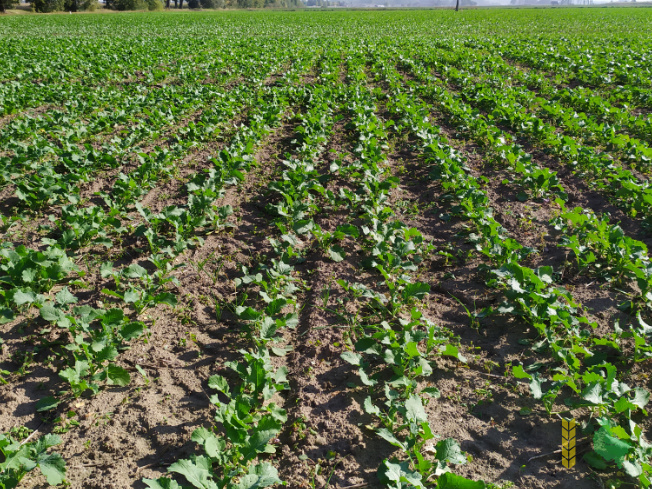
[1,0,308,14]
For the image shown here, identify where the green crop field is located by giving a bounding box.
[2,7,652,489]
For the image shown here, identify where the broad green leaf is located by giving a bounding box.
[55,287,77,306]
[328,245,346,262]
[623,460,643,478]
[581,383,603,405]
[96,346,119,363]
[512,365,532,379]
[13,290,38,306]
[106,366,130,387]
[123,264,148,279]
[437,472,486,489]
[207,375,229,395]
[36,396,61,412]
[594,427,631,465]
[191,428,223,459]
[143,478,185,489]
[436,438,467,465]
[36,452,66,485]
[241,417,282,461]
[336,224,359,238]
[120,321,144,340]
[234,462,282,489]
[377,428,406,450]
[402,282,430,301]
[405,394,428,424]
[124,289,141,303]
[154,293,177,307]
[364,396,381,416]
[40,304,66,323]
[236,306,261,321]
[439,344,466,363]
[168,457,216,489]
[378,459,425,488]
[632,388,650,410]
[341,351,362,366]
[583,451,608,470]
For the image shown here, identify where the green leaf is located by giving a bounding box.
[377,428,406,450]
[234,462,282,489]
[512,365,532,379]
[623,460,643,478]
[235,306,261,321]
[191,428,224,459]
[437,472,487,489]
[106,366,130,387]
[583,451,608,470]
[207,375,230,395]
[40,304,66,323]
[359,368,377,387]
[436,438,467,465]
[265,299,287,316]
[439,344,467,363]
[96,346,119,363]
[632,388,650,410]
[120,321,144,340]
[154,292,177,307]
[241,416,282,461]
[378,459,425,488]
[168,456,215,489]
[143,478,185,489]
[55,287,78,306]
[37,434,63,450]
[0,308,14,324]
[60,360,89,384]
[328,245,346,262]
[293,219,314,235]
[404,342,420,358]
[336,224,359,238]
[36,396,61,412]
[529,374,543,399]
[402,282,430,301]
[102,308,125,327]
[100,262,114,278]
[37,452,66,485]
[421,387,441,398]
[363,396,381,416]
[13,289,38,306]
[123,264,148,279]
[593,427,631,465]
[405,394,428,424]
[581,382,604,405]
[124,289,141,303]
[340,351,362,366]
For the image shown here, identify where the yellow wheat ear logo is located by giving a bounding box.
[561,418,576,469]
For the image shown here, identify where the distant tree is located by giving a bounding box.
[268,0,300,6]
[106,0,160,9]
[199,0,223,8]
[32,0,65,12]
[236,0,263,7]
[64,0,94,11]
[0,0,19,13]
